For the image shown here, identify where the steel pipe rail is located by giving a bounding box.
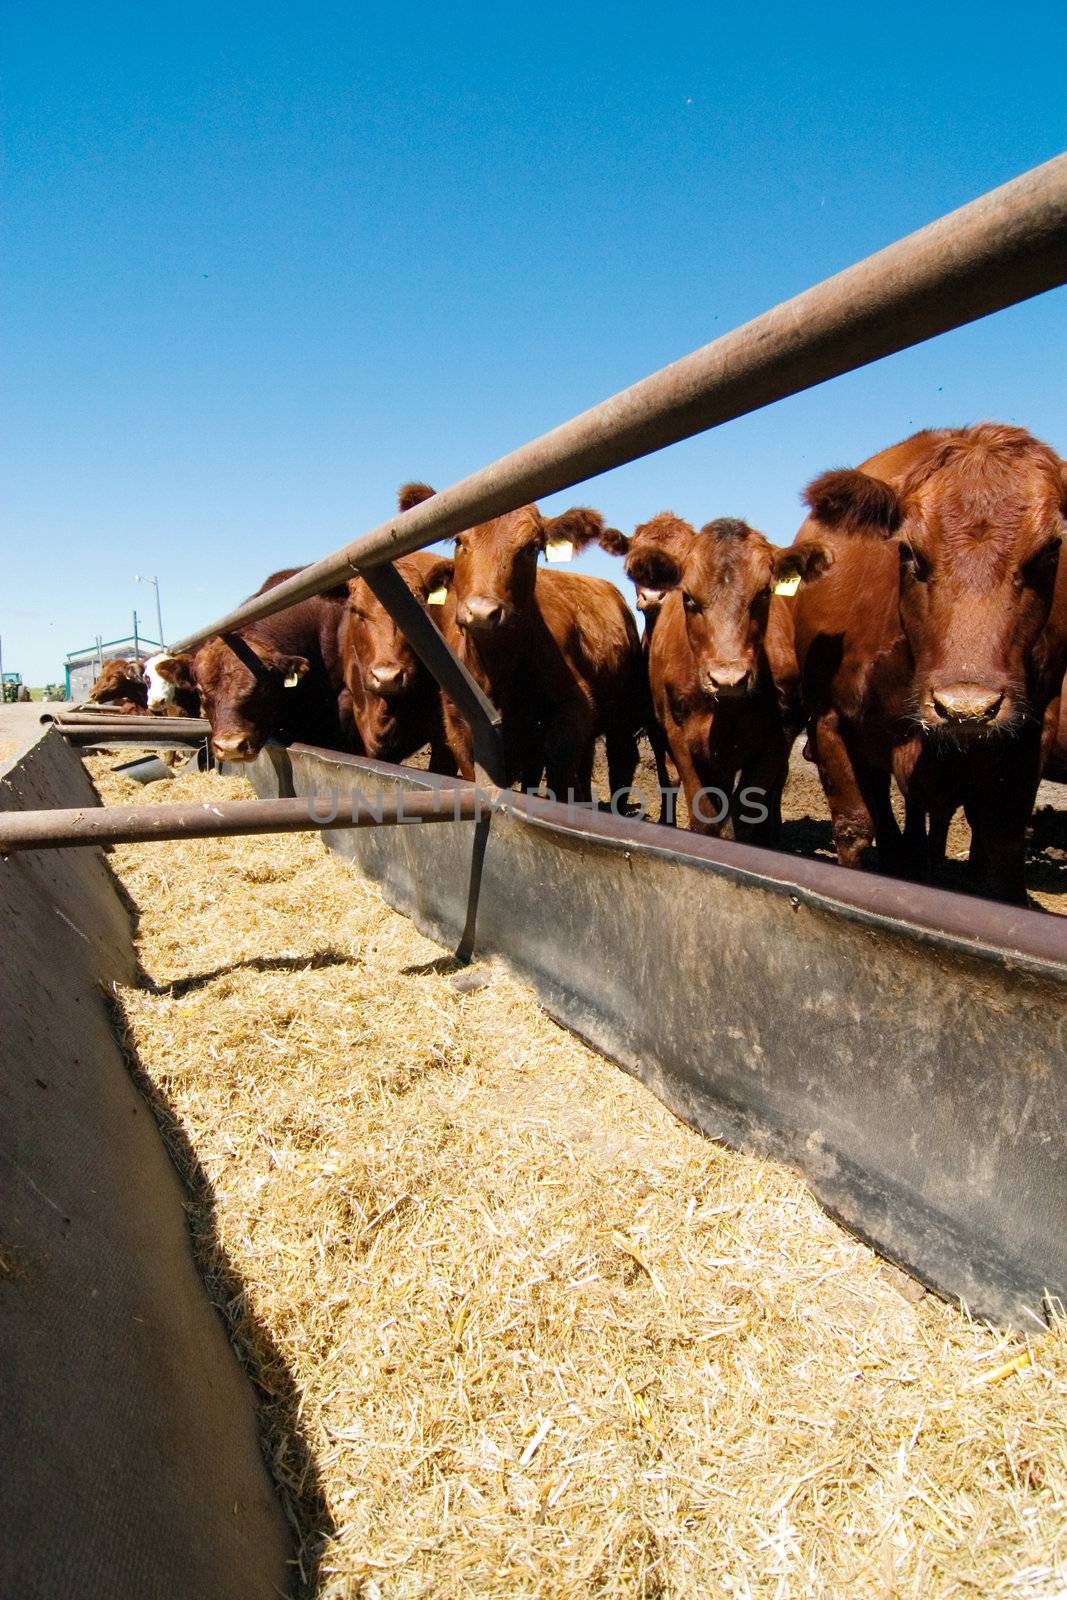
[46,713,213,734]
[0,786,481,853]
[169,154,1067,655]
[58,723,212,744]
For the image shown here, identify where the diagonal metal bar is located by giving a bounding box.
[168,153,1067,656]
[357,562,507,788]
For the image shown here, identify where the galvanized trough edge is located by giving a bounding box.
[234,742,1067,1331]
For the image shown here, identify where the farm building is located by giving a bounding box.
[64,632,162,702]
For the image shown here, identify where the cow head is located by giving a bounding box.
[629,517,830,699]
[90,658,147,707]
[144,651,197,709]
[399,482,624,640]
[346,551,454,700]
[620,512,699,615]
[806,426,1067,738]
[192,634,311,761]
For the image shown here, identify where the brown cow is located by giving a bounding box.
[143,652,202,717]
[343,547,457,771]
[791,424,1067,902]
[613,511,717,814]
[89,658,148,714]
[401,483,642,801]
[1043,685,1067,784]
[627,517,815,838]
[165,569,355,762]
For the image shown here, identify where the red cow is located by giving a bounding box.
[143,653,202,717]
[89,659,148,714]
[791,424,1067,902]
[1043,686,1067,784]
[400,484,642,802]
[626,516,816,838]
[160,569,355,762]
[613,511,720,815]
[343,545,457,772]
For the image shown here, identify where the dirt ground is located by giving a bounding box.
[588,737,1067,919]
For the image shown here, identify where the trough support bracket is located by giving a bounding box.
[357,560,507,789]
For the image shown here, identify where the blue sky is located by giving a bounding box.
[4,2,1066,682]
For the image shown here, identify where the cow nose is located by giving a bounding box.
[636,588,663,613]
[930,683,1004,723]
[458,596,506,633]
[706,663,751,695]
[367,665,405,696]
[212,733,255,761]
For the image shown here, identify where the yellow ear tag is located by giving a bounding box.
[546,538,574,563]
[427,586,448,606]
[773,572,801,597]
[284,671,300,688]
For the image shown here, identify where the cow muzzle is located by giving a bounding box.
[365,664,408,698]
[636,587,664,614]
[457,596,509,634]
[701,662,753,699]
[928,683,1004,727]
[211,732,258,761]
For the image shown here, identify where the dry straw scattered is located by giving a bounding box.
[87,755,1067,1600]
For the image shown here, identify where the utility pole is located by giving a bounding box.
[135,575,164,649]
[133,610,140,662]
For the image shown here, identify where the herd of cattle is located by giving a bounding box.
[90,423,1067,905]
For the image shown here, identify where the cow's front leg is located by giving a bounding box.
[441,696,476,782]
[543,699,596,806]
[736,732,791,844]
[809,711,879,870]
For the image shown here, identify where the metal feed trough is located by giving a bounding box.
[6,156,1067,1331]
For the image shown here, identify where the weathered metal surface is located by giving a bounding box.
[46,712,213,736]
[238,742,1067,1330]
[172,154,1067,653]
[1,726,294,1599]
[0,783,478,852]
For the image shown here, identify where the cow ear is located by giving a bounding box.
[774,541,833,590]
[156,653,197,690]
[804,469,902,535]
[272,653,311,687]
[420,556,454,604]
[399,481,435,512]
[624,543,683,593]
[542,507,615,559]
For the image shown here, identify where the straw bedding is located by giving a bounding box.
[87,755,1066,1599]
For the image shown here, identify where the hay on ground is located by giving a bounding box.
[87,754,1067,1600]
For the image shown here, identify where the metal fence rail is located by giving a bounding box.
[170,152,1067,656]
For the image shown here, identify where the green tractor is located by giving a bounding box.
[2,672,30,703]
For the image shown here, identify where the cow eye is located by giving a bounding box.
[899,542,931,583]
[682,592,700,614]
[1018,536,1061,588]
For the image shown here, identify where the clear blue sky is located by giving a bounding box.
[4,1,1066,683]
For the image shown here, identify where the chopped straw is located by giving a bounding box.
[87,755,1067,1599]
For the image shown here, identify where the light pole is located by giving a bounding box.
[135,575,165,650]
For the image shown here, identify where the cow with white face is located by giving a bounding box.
[143,652,201,717]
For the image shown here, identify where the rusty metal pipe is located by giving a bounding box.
[168,154,1067,656]
[58,724,212,744]
[48,713,212,734]
[0,786,480,853]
